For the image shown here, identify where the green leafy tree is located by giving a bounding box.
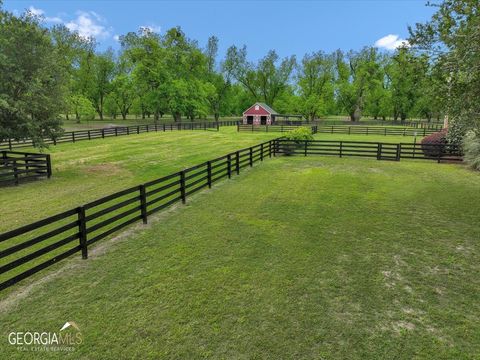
[0,7,65,146]
[297,51,334,120]
[409,0,480,141]
[386,48,428,122]
[224,46,296,107]
[335,48,381,122]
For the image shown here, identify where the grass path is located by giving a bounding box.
[1,157,479,358]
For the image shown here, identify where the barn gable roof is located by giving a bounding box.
[243,102,278,115]
[256,103,278,115]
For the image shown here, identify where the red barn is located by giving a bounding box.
[242,103,277,125]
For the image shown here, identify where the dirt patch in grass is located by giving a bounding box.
[83,163,128,176]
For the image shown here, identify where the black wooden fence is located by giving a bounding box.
[0,121,239,151]
[238,124,440,137]
[1,151,51,186]
[317,125,439,136]
[0,139,275,291]
[238,124,319,133]
[274,139,462,162]
[317,119,444,130]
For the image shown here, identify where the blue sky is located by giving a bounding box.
[4,0,435,61]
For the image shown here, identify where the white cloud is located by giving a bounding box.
[139,25,161,34]
[374,34,409,51]
[27,6,63,23]
[65,11,110,39]
[28,6,44,16]
[113,34,120,42]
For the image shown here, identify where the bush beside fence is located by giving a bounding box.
[1,151,51,186]
[0,121,239,151]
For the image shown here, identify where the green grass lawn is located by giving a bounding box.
[1,156,479,359]
[0,127,275,233]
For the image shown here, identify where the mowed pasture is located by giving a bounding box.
[0,127,276,233]
[1,156,479,359]
[0,126,426,233]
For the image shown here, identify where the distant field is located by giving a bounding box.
[1,156,478,358]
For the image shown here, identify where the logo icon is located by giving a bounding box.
[60,322,80,332]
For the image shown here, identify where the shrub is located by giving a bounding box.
[281,127,314,156]
[463,131,480,171]
[283,127,314,141]
[421,129,447,157]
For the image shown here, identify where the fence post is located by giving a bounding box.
[115,128,118,137]
[102,129,105,138]
[72,132,75,143]
[249,147,253,166]
[8,138,12,150]
[260,143,264,161]
[305,140,308,156]
[88,130,91,140]
[423,128,426,136]
[207,161,212,188]
[237,123,239,132]
[137,126,140,134]
[217,122,219,131]
[127,127,130,135]
[139,185,148,224]
[339,141,343,158]
[273,140,277,157]
[236,151,240,174]
[396,144,401,161]
[13,159,19,185]
[155,124,158,132]
[227,154,232,178]
[331,125,334,134]
[46,154,52,178]
[78,206,88,259]
[377,143,382,160]
[180,171,186,204]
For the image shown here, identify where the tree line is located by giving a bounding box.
[1,1,478,146]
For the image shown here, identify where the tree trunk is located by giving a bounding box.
[350,106,361,122]
[174,112,182,122]
[214,113,220,121]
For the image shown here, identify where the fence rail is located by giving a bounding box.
[239,124,440,136]
[0,138,275,291]
[317,125,439,136]
[0,121,239,151]
[274,139,462,162]
[238,124,318,133]
[1,151,51,186]
[317,119,444,130]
